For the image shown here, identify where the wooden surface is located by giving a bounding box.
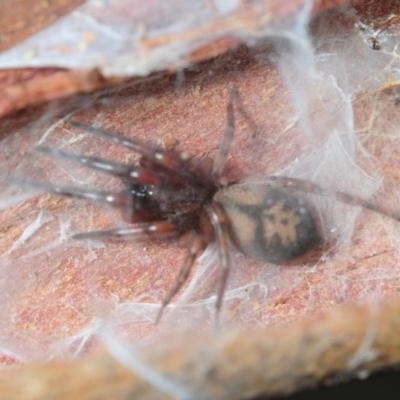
[2,298,400,399]
[1,0,400,398]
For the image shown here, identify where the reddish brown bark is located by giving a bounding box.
[1,0,400,399]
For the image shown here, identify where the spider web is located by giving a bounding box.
[1,2,400,398]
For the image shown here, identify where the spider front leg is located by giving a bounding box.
[10,178,132,209]
[69,120,184,173]
[35,146,163,186]
[73,220,178,240]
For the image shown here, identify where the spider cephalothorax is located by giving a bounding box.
[12,88,400,326]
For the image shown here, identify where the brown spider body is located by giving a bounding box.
[140,165,218,233]
[214,184,320,263]
[11,88,400,327]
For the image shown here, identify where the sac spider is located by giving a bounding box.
[11,88,400,327]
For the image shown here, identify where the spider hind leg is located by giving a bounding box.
[154,231,203,324]
[269,176,400,222]
[206,203,232,330]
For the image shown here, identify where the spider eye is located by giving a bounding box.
[213,184,320,263]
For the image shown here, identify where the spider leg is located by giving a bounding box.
[35,146,162,186]
[212,87,236,178]
[69,120,183,172]
[205,203,231,330]
[268,176,400,222]
[72,220,177,240]
[10,178,131,209]
[154,231,203,325]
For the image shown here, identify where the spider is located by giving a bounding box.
[11,88,400,327]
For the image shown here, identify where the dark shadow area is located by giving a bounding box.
[284,368,400,400]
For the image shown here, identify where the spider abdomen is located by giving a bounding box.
[213,183,320,263]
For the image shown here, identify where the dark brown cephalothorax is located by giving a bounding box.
[11,88,400,327]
